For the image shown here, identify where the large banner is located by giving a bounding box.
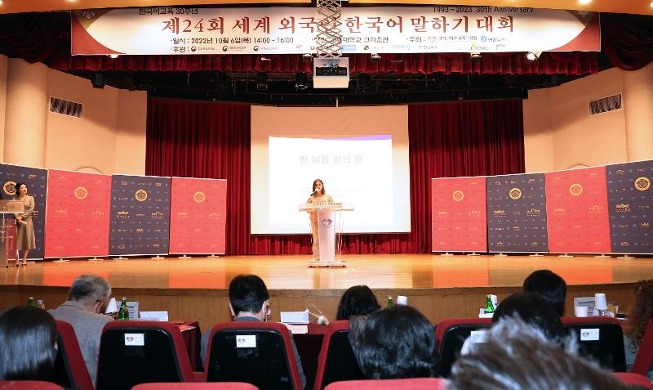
[487,173,548,254]
[607,161,653,254]
[109,175,171,256]
[169,177,227,255]
[0,164,48,260]
[431,177,487,253]
[545,167,611,254]
[72,7,599,55]
[44,170,111,259]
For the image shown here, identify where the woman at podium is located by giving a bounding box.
[14,182,35,267]
[307,179,333,259]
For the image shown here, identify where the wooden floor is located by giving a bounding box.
[2,254,653,331]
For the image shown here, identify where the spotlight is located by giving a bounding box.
[255,72,268,90]
[470,52,481,59]
[295,72,309,90]
[525,51,542,61]
[108,54,119,59]
[370,53,381,62]
[302,53,313,62]
[91,73,104,89]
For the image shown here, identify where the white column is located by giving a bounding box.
[623,63,653,162]
[4,59,48,167]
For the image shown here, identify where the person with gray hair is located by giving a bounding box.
[449,315,628,390]
[49,274,113,385]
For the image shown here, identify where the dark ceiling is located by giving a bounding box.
[0,10,632,106]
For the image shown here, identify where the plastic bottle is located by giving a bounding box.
[118,297,129,320]
[484,295,495,314]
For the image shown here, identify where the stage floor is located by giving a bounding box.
[2,254,653,326]
[2,254,652,289]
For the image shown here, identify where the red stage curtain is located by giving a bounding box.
[146,98,524,255]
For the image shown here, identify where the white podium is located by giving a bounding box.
[299,202,354,268]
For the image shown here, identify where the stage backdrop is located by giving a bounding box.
[44,169,111,259]
[0,163,48,260]
[169,177,227,255]
[431,176,487,253]
[109,174,171,256]
[607,160,653,254]
[545,167,611,254]
[487,173,548,254]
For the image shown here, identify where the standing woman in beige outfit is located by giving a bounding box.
[307,179,334,259]
[14,182,35,266]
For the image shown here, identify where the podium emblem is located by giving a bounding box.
[635,177,650,191]
[321,218,333,228]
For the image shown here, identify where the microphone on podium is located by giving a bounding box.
[311,188,319,196]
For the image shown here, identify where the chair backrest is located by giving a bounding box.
[204,321,303,390]
[562,316,626,372]
[0,381,64,389]
[435,318,492,378]
[313,320,366,390]
[612,372,653,390]
[51,320,95,390]
[95,320,195,390]
[324,378,448,390]
[132,383,260,390]
[631,319,653,377]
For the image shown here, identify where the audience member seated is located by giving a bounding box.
[336,285,381,320]
[623,279,653,379]
[0,306,58,381]
[492,292,565,345]
[200,274,306,388]
[522,269,567,317]
[348,305,437,379]
[48,274,113,384]
[449,316,628,390]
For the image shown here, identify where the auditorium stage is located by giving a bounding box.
[2,254,652,332]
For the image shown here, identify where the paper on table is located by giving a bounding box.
[139,311,169,321]
[105,297,118,314]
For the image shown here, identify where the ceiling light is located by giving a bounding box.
[525,51,542,61]
[578,0,591,4]
[370,53,381,62]
[108,54,119,59]
[255,72,268,90]
[302,53,313,62]
[295,72,309,90]
[470,52,481,59]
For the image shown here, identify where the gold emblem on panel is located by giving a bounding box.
[634,177,650,191]
[569,183,583,196]
[135,189,148,202]
[193,191,206,203]
[74,186,88,200]
[3,181,16,197]
[509,188,522,200]
[452,190,464,202]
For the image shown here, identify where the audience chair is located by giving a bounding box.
[435,317,492,378]
[562,316,627,372]
[95,320,195,390]
[51,320,96,390]
[204,321,303,390]
[313,320,366,390]
[0,381,64,389]
[612,372,653,390]
[631,319,653,377]
[132,383,259,390]
[324,378,448,390]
